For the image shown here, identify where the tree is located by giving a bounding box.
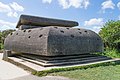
[0,29,15,50]
[0,31,2,49]
[99,20,120,51]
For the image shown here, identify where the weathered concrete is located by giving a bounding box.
[16,15,78,29]
[4,27,103,56]
[19,25,42,30]
[3,50,11,60]
[6,54,120,72]
[10,54,111,67]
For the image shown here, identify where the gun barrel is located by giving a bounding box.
[16,15,79,28]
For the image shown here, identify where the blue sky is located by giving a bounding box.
[0,0,120,33]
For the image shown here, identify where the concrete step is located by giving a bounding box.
[18,55,110,64]
[46,56,111,64]
[7,56,120,72]
[19,53,100,61]
[14,55,111,67]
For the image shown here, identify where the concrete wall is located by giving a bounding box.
[4,26,103,56]
[47,27,103,56]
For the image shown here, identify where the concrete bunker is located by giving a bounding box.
[4,15,110,67]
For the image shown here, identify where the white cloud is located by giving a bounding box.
[92,26,102,33]
[10,2,24,11]
[102,0,115,9]
[101,0,115,13]
[0,2,11,13]
[82,0,90,9]
[7,12,18,18]
[0,25,12,31]
[58,0,69,9]
[84,18,104,33]
[0,19,16,26]
[0,19,16,31]
[0,2,24,18]
[84,18,104,26]
[117,2,120,10]
[42,0,52,4]
[58,0,90,9]
[69,0,83,8]
[42,0,90,9]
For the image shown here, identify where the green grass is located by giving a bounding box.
[33,61,120,77]
[49,64,120,80]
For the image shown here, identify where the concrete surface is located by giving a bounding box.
[0,53,70,80]
[7,55,120,72]
[10,75,70,80]
[0,53,29,80]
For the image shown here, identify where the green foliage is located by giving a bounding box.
[99,20,120,58]
[0,43,4,49]
[2,29,15,38]
[97,49,120,58]
[103,49,120,58]
[0,29,15,50]
[0,31,2,50]
[99,20,120,50]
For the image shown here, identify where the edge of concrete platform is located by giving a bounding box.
[5,56,120,75]
[7,58,36,72]
[33,58,120,76]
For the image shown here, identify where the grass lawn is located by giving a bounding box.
[49,64,120,80]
